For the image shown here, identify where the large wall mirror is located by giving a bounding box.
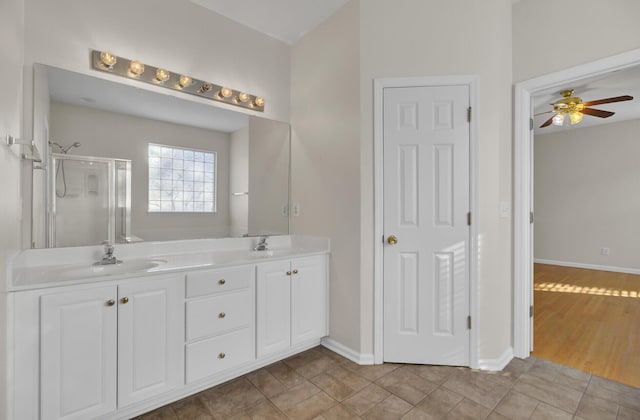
[30,64,290,248]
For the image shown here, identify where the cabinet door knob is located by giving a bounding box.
[286,271,291,276]
[218,352,226,359]
[218,279,226,285]
[218,312,226,319]
[387,235,398,245]
[120,297,129,304]
[292,269,299,275]
[106,299,115,307]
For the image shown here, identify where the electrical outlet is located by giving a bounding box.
[292,203,300,217]
[281,204,288,217]
[601,247,610,256]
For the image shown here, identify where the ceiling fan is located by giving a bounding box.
[536,89,633,128]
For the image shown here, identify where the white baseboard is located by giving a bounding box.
[321,337,375,365]
[477,347,513,371]
[534,259,640,275]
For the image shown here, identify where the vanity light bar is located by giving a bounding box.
[90,50,265,112]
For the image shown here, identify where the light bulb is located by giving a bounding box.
[220,87,233,98]
[552,113,565,126]
[99,51,117,68]
[569,111,583,125]
[129,60,145,76]
[178,75,192,89]
[155,68,170,82]
[253,97,265,107]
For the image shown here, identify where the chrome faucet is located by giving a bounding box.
[253,236,269,251]
[96,242,122,265]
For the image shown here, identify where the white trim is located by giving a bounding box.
[321,338,374,365]
[534,259,640,276]
[477,347,513,371]
[373,75,479,368]
[513,48,640,359]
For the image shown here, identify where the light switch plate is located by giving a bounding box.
[500,201,510,218]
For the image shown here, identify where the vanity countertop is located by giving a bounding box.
[7,235,329,292]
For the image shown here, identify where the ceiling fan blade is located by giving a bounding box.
[534,110,554,116]
[582,95,633,107]
[581,107,615,118]
[540,115,555,128]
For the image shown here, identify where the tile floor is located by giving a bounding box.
[137,346,640,419]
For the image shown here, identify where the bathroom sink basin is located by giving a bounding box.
[48,259,167,281]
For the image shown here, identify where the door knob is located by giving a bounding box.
[387,235,398,245]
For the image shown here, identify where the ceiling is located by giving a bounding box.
[532,64,640,135]
[189,0,350,44]
[47,66,249,134]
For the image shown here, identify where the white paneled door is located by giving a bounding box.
[383,85,470,365]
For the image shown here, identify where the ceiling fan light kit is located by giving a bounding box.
[537,89,633,128]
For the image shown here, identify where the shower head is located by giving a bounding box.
[63,142,81,153]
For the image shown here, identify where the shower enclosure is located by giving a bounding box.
[48,153,132,247]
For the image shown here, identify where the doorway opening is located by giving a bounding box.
[514,48,640,386]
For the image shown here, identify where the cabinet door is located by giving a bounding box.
[291,256,327,345]
[256,260,291,358]
[41,285,117,420]
[117,275,185,407]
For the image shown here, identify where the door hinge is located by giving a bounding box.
[467,315,472,330]
[530,118,534,130]
[530,212,534,224]
[467,107,472,123]
[467,212,471,226]
[530,305,534,317]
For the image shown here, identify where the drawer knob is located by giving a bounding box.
[120,297,129,304]
[218,312,226,319]
[293,269,299,275]
[218,352,226,359]
[286,271,291,276]
[106,299,115,307]
[218,279,226,285]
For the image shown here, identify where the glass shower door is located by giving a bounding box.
[49,155,113,247]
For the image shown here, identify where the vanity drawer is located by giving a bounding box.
[186,266,253,298]
[186,291,251,341]
[186,328,253,383]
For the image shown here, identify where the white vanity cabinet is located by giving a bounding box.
[39,274,185,420]
[8,238,330,420]
[256,255,327,358]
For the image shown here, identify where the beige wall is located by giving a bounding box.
[534,120,640,270]
[50,102,232,242]
[359,0,513,359]
[23,0,291,123]
[230,127,249,237]
[292,0,514,359]
[290,0,362,352]
[513,0,640,82]
[248,117,290,236]
[0,0,24,416]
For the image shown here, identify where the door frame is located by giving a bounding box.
[513,48,640,358]
[373,76,479,368]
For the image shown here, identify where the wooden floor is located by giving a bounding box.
[533,263,640,388]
